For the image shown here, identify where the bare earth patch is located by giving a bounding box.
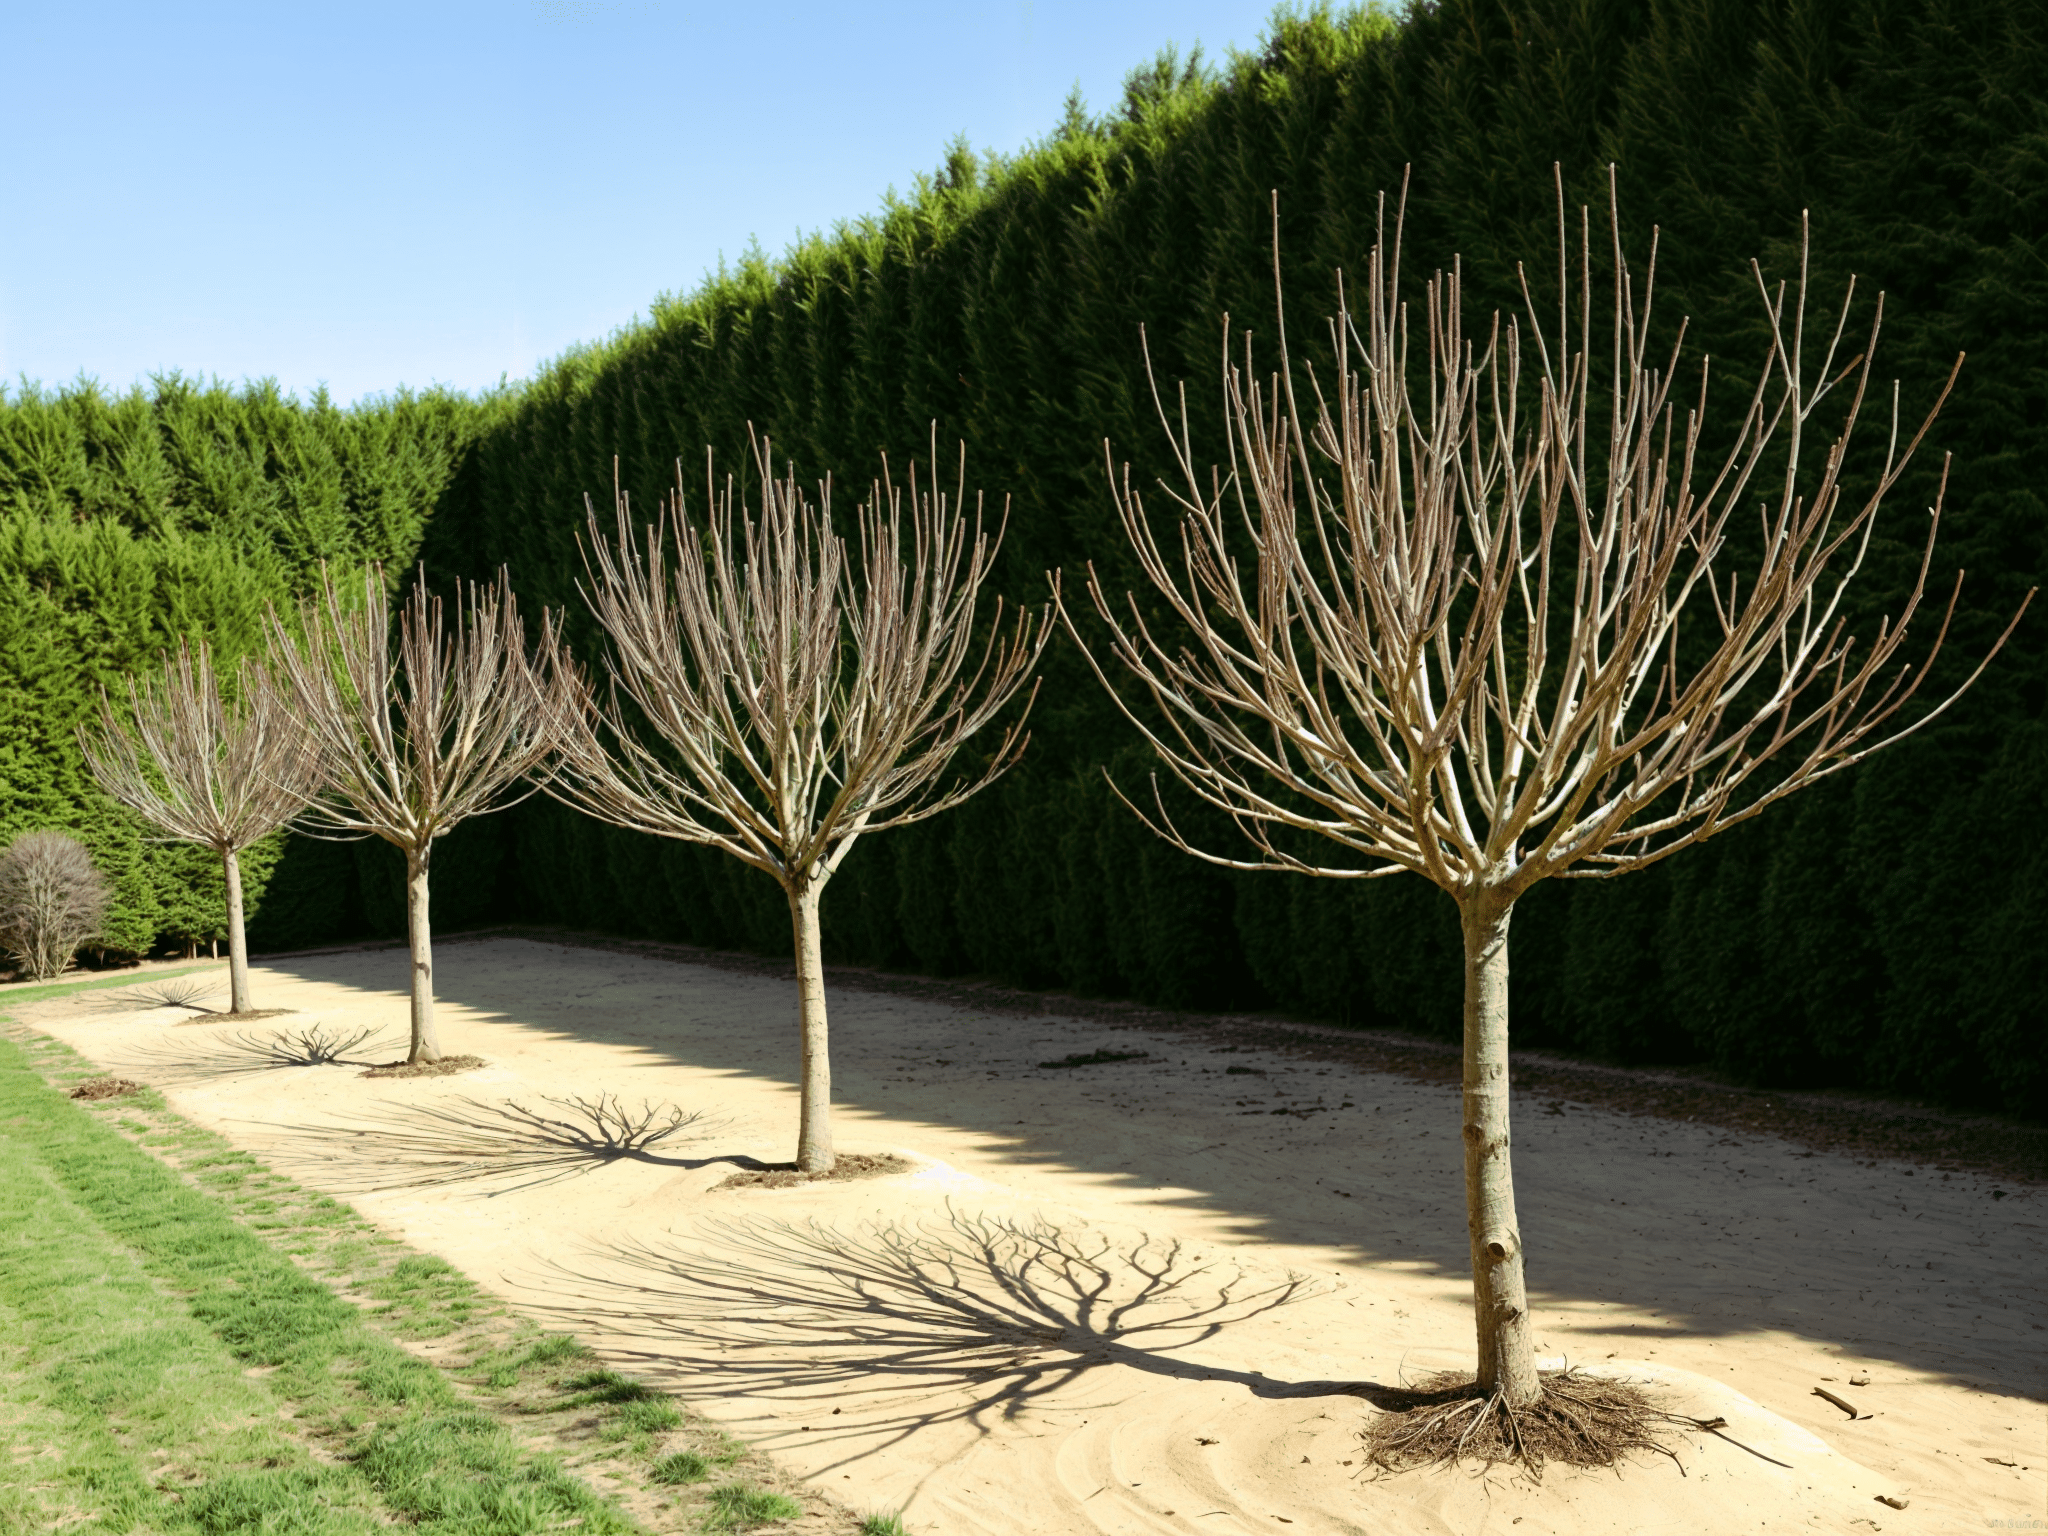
[712,1152,911,1190]
[360,1054,487,1079]
[68,1076,143,1100]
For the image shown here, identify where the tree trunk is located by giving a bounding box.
[789,879,834,1173]
[1460,896,1538,1405]
[222,846,252,1014]
[405,847,441,1063]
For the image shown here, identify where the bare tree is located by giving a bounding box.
[79,640,321,1013]
[551,437,1047,1173]
[266,568,565,1064]
[1069,180,2032,1417]
[0,831,112,981]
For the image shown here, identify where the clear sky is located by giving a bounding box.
[6,0,1288,405]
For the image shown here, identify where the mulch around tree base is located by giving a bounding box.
[360,1054,487,1080]
[441,925,2048,1188]
[174,1008,295,1025]
[70,1077,144,1100]
[713,1153,913,1190]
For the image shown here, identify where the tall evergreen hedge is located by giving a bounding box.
[420,0,2045,1116]
[0,377,500,954]
[5,1,2039,1117]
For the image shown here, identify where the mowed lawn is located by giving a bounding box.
[0,977,828,1536]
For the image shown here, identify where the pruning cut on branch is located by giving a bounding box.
[1067,169,2031,1433]
[265,567,568,1064]
[550,432,1048,1173]
[79,639,321,1013]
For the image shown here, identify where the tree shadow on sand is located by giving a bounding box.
[116,1021,397,1082]
[526,1205,1368,1459]
[91,975,226,1014]
[256,1094,738,1194]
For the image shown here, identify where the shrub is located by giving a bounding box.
[0,831,110,980]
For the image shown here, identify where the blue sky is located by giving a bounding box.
[6,1,1288,404]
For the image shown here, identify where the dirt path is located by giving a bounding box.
[24,937,2045,1535]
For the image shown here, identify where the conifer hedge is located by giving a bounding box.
[421,0,2046,1116]
[6,1,2040,1116]
[0,377,499,955]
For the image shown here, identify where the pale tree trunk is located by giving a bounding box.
[222,846,252,1014]
[405,847,441,1063]
[789,879,834,1173]
[1459,896,1539,1405]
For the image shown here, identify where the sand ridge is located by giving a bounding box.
[21,937,2045,1534]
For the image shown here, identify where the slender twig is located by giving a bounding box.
[264,567,572,1062]
[546,431,1049,1171]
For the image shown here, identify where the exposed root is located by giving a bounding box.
[1362,1368,1694,1480]
[713,1152,913,1190]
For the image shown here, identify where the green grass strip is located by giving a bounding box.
[0,1065,370,1533]
[0,1031,641,1535]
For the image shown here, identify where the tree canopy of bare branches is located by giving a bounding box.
[0,831,111,981]
[78,639,321,1012]
[551,435,1047,1172]
[1069,176,2032,1411]
[266,567,566,1063]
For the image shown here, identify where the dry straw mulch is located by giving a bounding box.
[713,1152,912,1191]
[361,1054,487,1080]
[69,1076,144,1100]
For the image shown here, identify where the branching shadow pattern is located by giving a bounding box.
[94,976,224,1014]
[118,1021,396,1081]
[530,1206,1342,1457]
[264,1094,731,1193]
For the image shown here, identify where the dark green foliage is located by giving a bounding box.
[0,377,500,960]
[416,0,2041,1116]
[10,3,2038,1114]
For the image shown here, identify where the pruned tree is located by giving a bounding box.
[265,568,566,1064]
[0,831,112,981]
[550,437,1047,1173]
[79,639,322,1013]
[1068,180,2032,1433]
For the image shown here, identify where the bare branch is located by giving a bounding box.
[78,638,323,1009]
[547,428,1048,1171]
[0,832,110,981]
[267,566,565,855]
[549,430,1048,890]
[1064,168,2033,1420]
[1065,181,2032,905]
[264,564,568,1059]
[79,639,321,855]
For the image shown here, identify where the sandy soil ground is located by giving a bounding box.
[19,937,2045,1535]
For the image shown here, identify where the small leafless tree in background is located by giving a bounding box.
[266,568,566,1064]
[551,436,1047,1173]
[0,831,112,981]
[79,640,322,1013]
[1070,177,2031,1429]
